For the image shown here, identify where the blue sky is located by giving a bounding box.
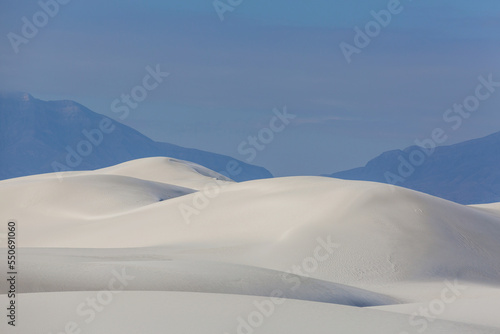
[1,0,499,176]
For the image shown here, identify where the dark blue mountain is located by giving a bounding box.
[0,92,272,182]
[327,132,500,204]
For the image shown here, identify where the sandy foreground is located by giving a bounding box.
[1,157,500,333]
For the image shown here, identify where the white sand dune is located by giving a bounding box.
[1,291,498,334]
[5,248,398,307]
[471,202,500,217]
[371,283,500,330]
[93,156,234,190]
[0,173,195,218]
[1,157,499,333]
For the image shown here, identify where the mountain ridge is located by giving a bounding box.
[0,92,273,181]
[327,131,500,204]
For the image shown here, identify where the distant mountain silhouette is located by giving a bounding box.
[327,131,500,204]
[0,92,272,181]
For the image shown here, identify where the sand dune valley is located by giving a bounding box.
[1,157,500,333]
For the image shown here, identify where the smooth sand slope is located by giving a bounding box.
[1,157,499,333]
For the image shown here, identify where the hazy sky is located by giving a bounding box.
[1,0,499,176]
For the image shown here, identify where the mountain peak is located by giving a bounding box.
[0,94,273,182]
[0,91,33,101]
